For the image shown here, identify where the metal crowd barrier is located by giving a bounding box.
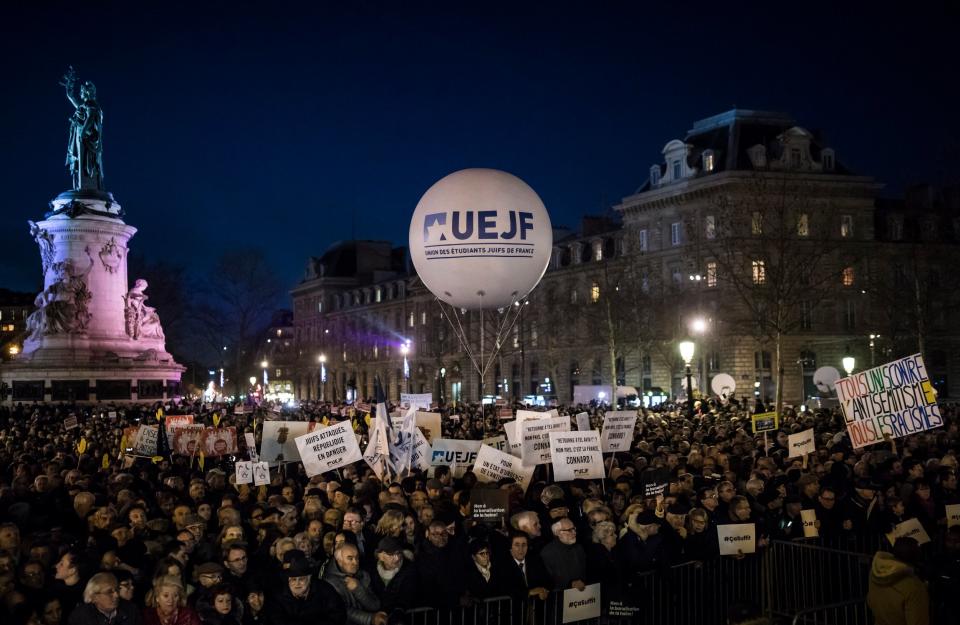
[404,539,873,625]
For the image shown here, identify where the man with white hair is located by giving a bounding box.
[322,542,386,625]
[538,519,586,591]
[511,510,545,554]
[67,571,142,625]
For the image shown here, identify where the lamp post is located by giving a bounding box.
[318,354,326,401]
[261,360,268,392]
[842,353,856,377]
[679,340,695,419]
[690,316,707,395]
[401,341,410,394]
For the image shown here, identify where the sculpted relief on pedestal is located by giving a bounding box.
[25,248,95,339]
[123,279,165,341]
[98,238,123,273]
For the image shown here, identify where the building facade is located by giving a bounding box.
[0,289,34,362]
[290,109,960,404]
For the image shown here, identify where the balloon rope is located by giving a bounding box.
[435,298,482,376]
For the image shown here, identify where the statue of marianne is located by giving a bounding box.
[61,66,104,191]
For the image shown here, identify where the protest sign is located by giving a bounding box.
[498,406,513,419]
[235,461,253,485]
[787,428,816,459]
[64,416,79,430]
[521,416,569,466]
[470,489,509,526]
[562,583,601,623]
[410,428,432,472]
[252,461,270,486]
[401,393,433,411]
[244,432,259,461]
[295,421,362,477]
[430,439,481,477]
[202,427,238,457]
[575,412,591,432]
[516,408,558,423]
[234,405,249,415]
[415,411,442,443]
[133,425,158,456]
[887,517,931,546]
[549,431,604,481]
[751,412,779,434]
[260,421,318,465]
[717,523,756,555]
[482,435,509,452]
[600,411,637,453]
[801,509,819,538]
[644,482,667,498]
[170,425,206,455]
[108,411,117,420]
[472,444,535,491]
[946,504,960,528]
[503,421,523,457]
[836,353,943,449]
[165,415,194,435]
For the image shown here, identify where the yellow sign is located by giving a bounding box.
[198,451,205,471]
[751,412,779,434]
[213,413,221,427]
[77,438,88,454]
[101,453,110,469]
[156,408,164,419]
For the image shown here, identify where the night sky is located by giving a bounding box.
[1,2,957,295]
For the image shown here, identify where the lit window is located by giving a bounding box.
[275,368,281,377]
[671,222,682,246]
[752,260,766,284]
[706,261,717,287]
[593,240,603,261]
[408,312,415,328]
[752,212,763,235]
[591,282,600,302]
[375,288,382,303]
[703,150,715,172]
[705,215,716,239]
[797,213,809,237]
[421,311,427,325]
[638,229,648,252]
[2,324,15,332]
[373,344,379,358]
[841,215,853,238]
[842,266,855,286]
[513,325,520,348]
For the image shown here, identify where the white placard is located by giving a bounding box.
[562,583,601,623]
[947,504,960,528]
[549,431,605,481]
[410,428,432,472]
[260,421,316,465]
[252,461,270,486]
[516,409,547,423]
[600,411,637,453]
[888,517,931,545]
[108,411,117,420]
[64,416,79,430]
[503,421,523,457]
[801,509,819,538]
[788,428,816,459]
[482,435,509,452]
[575,412,591,432]
[295,421,362,477]
[244,432,259,461]
[521,416,570,466]
[717,523,757,556]
[401,393,433,411]
[235,461,253,485]
[430,439,481,476]
[472,444,534,491]
[133,425,159,456]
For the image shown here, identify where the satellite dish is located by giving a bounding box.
[813,366,841,395]
[711,373,736,397]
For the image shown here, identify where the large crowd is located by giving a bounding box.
[0,396,957,625]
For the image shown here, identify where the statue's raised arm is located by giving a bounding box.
[61,66,104,191]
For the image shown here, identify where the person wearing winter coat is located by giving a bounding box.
[866,537,930,625]
[321,543,386,625]
[369,537,418,612]
[268,553,346,625]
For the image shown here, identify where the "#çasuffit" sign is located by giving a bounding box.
[836,353,943,449]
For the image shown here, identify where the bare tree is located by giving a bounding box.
[702,173,858,415]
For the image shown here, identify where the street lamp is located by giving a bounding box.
[842,354,856,376]
[679,340,695,419]
[318,354,327,400]
[261,360,268,388]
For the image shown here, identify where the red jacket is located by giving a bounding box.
[142,607,202,625]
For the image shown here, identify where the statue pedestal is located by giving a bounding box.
[1,192,184,404]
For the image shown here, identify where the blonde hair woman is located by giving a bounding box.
[143,575,201,625]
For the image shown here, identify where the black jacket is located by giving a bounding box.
[68,599,143,625]
[370,561,418,612]
[267,580,346,625]
[415,541,468,608]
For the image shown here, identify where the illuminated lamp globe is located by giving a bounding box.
[408,168,552,310]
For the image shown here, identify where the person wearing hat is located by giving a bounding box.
[370,536,417,612]
[867,537,929,625]
[270,551,345,625]
[618,509,665,575]
[843,478,883,538]
[321,542,385,625]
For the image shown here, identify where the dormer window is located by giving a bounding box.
[791,148,802,169]
[702,150,715,173]
[821,148,835,172]
[649,165,660,187]
[672,160,682,180]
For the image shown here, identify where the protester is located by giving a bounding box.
[867,537,930,625]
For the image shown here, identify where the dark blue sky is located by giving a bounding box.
[1,2,957,294]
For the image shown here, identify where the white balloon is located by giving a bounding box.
[813,366,841,395]
[711,373,737,396]
[408,169,553,310]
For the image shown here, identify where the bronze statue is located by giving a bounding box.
[61,66,104,191]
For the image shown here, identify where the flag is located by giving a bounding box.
[393,405,417,476]
[363,377,395,481]
[156,413,171,459]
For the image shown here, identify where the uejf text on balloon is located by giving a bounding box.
[421,210,535,242]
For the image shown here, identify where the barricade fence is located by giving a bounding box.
[403,539,873,625]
